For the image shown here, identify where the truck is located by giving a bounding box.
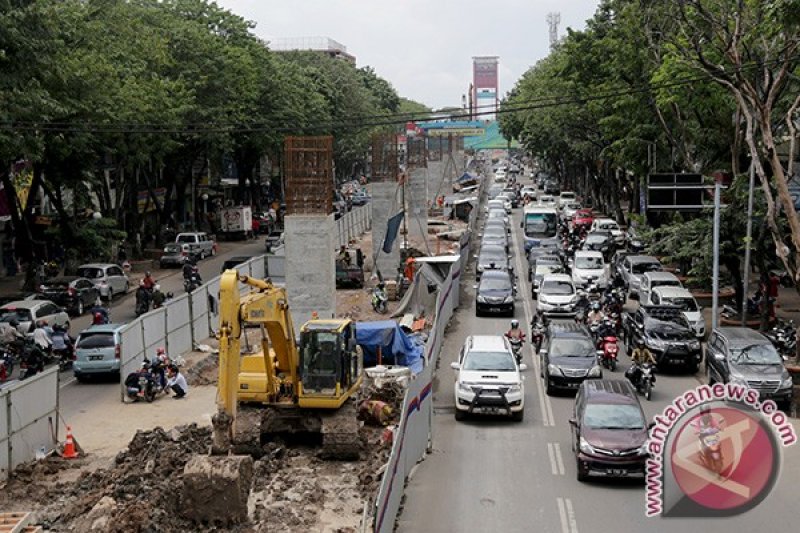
[218,205,253,240]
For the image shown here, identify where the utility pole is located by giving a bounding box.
[742,162,756,325]
[547,12,561,50]
[711,176,722,331]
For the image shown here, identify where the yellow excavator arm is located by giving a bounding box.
[216,269,299,444]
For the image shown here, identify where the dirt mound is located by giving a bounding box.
[0,422,390,532]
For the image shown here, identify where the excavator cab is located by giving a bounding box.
[298,320,362,405]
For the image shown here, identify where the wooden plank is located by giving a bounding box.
[0,512,32,533]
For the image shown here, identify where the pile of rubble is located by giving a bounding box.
[0,422,391,532]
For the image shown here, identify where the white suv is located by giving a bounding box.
[571,250,609,289]
[451,335,526,421]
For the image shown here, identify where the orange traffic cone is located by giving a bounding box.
[62,426,78,459]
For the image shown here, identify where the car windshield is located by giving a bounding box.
[561,193,576,200]
[652,279,681,289]
[730,343,783,365]
[550,338,595,357]
[583,404,645,430]
[663,296,698,312]
[598,222,618,230]
[632,262,662,274]
[484,227,506,238]
[0,309,32,322]
[463,350,516,371]
[77,332,115,349]
[536,265,560,276]
[76,267,103,279]
[481,277,512,291]
[575,256,603,269]
[480,250,506,264]
[541,280,574,295]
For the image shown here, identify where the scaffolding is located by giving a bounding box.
[371,133,400,182]
[284,136,334,215]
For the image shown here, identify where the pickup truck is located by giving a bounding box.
[175,232,216,260]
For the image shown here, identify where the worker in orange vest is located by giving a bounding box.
[404,257,416,282]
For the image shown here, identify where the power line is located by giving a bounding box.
[0,54,796,135]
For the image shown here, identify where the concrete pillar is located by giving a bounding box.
[371,182,401,279]
[427,161,444,204]
[285,214,336,332]
[407,168,429,248]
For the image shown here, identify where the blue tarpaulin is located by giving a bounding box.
[382,212,404,253]
[356,320,424,374]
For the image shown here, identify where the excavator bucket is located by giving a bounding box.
[182,454,253,525]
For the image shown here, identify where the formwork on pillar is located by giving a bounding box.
[284,136,334,215]
[371,133,400,182]
[407,137,427,169]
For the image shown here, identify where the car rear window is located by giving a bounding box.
[163,244,182,253]
[176,235,196,243]
[78,332,116,349]
[42,280,71,289]
[77,267,103,279]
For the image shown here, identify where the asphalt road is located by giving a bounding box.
[58,237,270,417]
[397,203,800,532]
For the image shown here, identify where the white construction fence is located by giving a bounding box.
[0,367,60,479]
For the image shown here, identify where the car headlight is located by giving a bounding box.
[637,443,650,456]
[458,382,476,394]
[729,375,747,387]
[503,296,514,303]
[781,377,794,389]
[579,437,595,455]
[507,384,522,395]
[476,296,487,303]
[547,364,560,375]
[689,340,701,350]
[587,366,602,378]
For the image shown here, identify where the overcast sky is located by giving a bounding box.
[217,0,600,110]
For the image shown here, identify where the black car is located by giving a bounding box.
[582,231,615,260]
[476,244,512,281]
[540,321,602,394]
[623,305,702,371]
[37,277,99,316]
[544,181,560,195]
[475,270,515,317]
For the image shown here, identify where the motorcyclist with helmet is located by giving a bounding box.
[141,271,156,291]
[125,361,154,399]
[586,302,605,325]
[0,319,24,353]
[51,323,73,368]
[505,319,525,341]
[626,340,657,387]
[150,347,169,391]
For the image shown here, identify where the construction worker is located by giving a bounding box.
[165,364,188,399]
[337,245,351,265]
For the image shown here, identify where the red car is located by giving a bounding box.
[572,209,594,228]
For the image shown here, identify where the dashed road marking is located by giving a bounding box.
[547,442,566,476]
[510,221,554,426]
[557,497,579,533]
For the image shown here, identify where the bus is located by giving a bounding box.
[522,206,559,252]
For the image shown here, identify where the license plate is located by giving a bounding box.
[89,355,104,361]
[480,407,500,414]
[566,382,579,388]
[607,469,625,476]
[669,358,684,364]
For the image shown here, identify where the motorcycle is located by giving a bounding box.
[371,285,388,314]
[765,319,797,360]
[184,273,202,294]
[135,287,152,317]
[54,345,75,372]
[505,334,525,364]
[597,332,619,371]
[125,372,158,403]
[699,431,724,474]
[0,345,15,382]
[630,362,655,401]
[19,341,47,380]
[530,320,545,353]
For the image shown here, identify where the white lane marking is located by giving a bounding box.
[510,222,555,426]
[557,498,569,533]
[557,497,579,533]
[547,443,558,475]
[554,442,565,475]
[60,377,76,389]
[565,498,578,533]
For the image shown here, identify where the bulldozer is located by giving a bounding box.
[182,270,363,524]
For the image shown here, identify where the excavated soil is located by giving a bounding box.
[0,423,391,532]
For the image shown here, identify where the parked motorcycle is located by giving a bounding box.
[699,431,724,474]
[764,319,797,360]
[124,369,159,403]
[371,284,388,314]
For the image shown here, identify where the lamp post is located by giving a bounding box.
[201,193,209,230]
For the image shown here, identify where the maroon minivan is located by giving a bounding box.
[569,379,651,481]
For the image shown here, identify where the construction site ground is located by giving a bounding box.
[0,224,427,532]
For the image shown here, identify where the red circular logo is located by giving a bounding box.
[670,406,777,512]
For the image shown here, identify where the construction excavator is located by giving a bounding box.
[182,270,364,524]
